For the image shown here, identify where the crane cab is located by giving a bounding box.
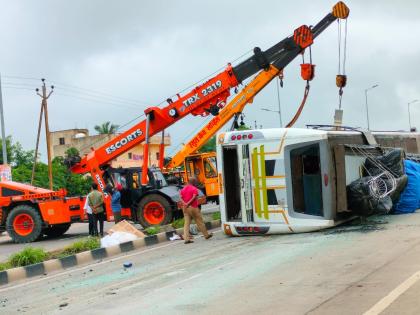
[105,167,181,227]
[183,152,219,203]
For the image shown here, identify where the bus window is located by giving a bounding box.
[290,144,323,216]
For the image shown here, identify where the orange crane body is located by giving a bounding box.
[0,1,349,242]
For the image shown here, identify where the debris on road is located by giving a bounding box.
[108,220,145,238]
[101,232,138,248]
[101,220,145,248]
[123,262,133,268]
[169,234,181,241]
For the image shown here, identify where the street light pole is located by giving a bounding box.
[408,99,419,131]
[0,73,7,165]
[276,78,283,127]
[261,108,282,128]
[364,84,379,130]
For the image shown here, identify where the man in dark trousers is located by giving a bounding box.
[88,183,105,237]
[180,177,212,244]
[111,183,123,224]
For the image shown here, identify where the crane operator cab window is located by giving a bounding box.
[132,173,140,189]
[151,170,168,189]
[204,157,217,178]
[111,172,131,208]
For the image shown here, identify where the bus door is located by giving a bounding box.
[239,144,254,223]
[249,141,288,224]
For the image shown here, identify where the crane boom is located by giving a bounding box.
[69,1,349,192]
[167,2,350,169]
[167,65,281,169]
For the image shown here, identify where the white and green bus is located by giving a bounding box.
[216,127,419,236]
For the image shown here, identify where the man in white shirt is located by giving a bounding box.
[83,195,96,236]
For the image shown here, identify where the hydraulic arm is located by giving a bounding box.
[167,2,349,169]
[69,2,349,190]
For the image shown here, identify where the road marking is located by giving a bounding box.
[363,270,420,315]
[0,229,222,293]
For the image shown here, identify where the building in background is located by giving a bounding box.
[50,129,171,168]
[0,165,11,181]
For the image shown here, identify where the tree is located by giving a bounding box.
[236,124,251,130]
[65,147,80,158]
[4,137,91,196]
[199,136,216,153]
[94,121,119,134]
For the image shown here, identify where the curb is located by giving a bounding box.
[0,219,221,286]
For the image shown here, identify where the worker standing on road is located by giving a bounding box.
[83,196,96,236]
[111,183,123,224]
[180,177,213,244]
[88,183,105,237]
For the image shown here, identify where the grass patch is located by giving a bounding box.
[9,247,48,268]
[0,237,101,271]
[172,218,185,229]
[56,237,100,258]
[212,212,221,220]
[145,226,160,235]
[0,261,11,271]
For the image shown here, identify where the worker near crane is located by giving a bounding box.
[180,177,213,244]
[111,183,123,224]
[88,183,106,237]
[83,196,95,236]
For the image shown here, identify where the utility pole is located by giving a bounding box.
[36,79,54,190]
[0,73,7,165]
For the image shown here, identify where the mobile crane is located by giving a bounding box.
[0,1,349,242]
[166,3,350,202]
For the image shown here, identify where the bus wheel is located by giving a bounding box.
[137,194,172,228]
[6,205,43,243]
[43,223,71,238]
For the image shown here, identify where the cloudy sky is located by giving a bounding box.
[1,0,419,160]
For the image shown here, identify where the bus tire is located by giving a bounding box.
[6,205,43,243]
[43,223,71,238]
[137,194,173,228]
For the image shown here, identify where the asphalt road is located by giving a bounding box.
[0,203,219,261]
[2,212,420,314]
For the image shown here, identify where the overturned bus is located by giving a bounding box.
[216,127,420,236]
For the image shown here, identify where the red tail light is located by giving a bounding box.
[248,134,253,139]
[231,135,236,140]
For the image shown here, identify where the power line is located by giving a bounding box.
[3,75,153,107]
[2,75,40,81]
[2,86,36,91]
[53,92,143,110]
[51,83,152,106]
[3,81,145,110]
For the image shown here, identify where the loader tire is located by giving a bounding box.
[43,223,71,238]
[6,205,43,243]
[137,194,173,228]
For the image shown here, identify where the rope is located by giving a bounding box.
[337,20,342,74]
[286,83,310,128]
[343,19,348,75]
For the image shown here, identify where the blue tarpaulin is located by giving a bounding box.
[393,160,420,214]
